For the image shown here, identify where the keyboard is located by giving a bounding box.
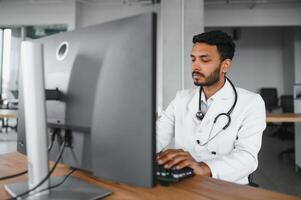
[156,164,194,184]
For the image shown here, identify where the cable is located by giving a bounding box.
[11,141,65,200]
[47,128,58,151]
[9,141,66,200]
[0,129,58,181]
[28,168,77,198]
[0,170,27,181]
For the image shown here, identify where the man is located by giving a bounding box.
[156,30,266,184]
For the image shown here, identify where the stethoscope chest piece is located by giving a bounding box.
[196,111,205,120]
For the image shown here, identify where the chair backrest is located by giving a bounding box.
[0,94,3,106]
[260,88,278,108]
[280,95,294,113]
[10,90,19,99]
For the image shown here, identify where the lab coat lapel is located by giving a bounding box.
[188,88,201,125]
[202,80,235,142]
[187,88,211,144]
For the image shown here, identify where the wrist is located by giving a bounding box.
[195,162,212,177]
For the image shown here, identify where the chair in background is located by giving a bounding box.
[0,95,5,132]
[248,173,259,187]
[278,95,295,157]
[0,93,18,132]
[0,94,4,108]
[279,95,294,140]
[10,90,18,99]
[5,90,19,110]
[259,88,280,112]
[260,88,281,136]
[280,95,294,113]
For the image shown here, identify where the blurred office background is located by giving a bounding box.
[0,0,301,197]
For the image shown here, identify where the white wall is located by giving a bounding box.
[295,28,301,84]
[231,27,285,95]
[77,0,204,110]
[0,0,204,111]
[283,28,295,94]
[0,0,76,30]
[2,0,300,108]
[8,29,21,93]
[205,3,301,96]
[160,0,204,109]
[77,2,156,27]
[205,3,301,27]
[0,30,3,94]
[206,27,285,95]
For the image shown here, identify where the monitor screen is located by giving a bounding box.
[17,13,156,187]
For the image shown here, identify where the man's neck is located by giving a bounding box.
[203,76,226,100]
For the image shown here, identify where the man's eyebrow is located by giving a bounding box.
[190,54,210,58]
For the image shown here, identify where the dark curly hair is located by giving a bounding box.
[192,30,235,61]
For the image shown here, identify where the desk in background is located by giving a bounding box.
[266,113,301,171]
[266,113,301,123]
[0,109,17,132]
[0,153,300,200]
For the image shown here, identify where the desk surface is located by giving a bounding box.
[266,113,301,123]
[0,109,17,118]
[0,153,300,200]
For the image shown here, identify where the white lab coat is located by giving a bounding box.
[156,80,266,184]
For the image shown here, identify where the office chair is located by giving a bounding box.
[281,95,294,113]
[260,88,281,136]
[10,90,18,99]
[248,173,259,187]
[278,95,295,157]
[0,95,4,132]
[259,88,280,112]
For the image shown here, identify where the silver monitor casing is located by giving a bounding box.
[17,13,156,188]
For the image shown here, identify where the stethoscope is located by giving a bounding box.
[195,77,238,146]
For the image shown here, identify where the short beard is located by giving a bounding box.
[193,64,221,87]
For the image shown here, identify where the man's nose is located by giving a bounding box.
[192,62,202,71]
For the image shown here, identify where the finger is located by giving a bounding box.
[157,149,185,162]
[174,159,194,170]
[156,152,163,159]
[156,150,170,160]
[157,151,189,165]
[163,155,192,169]
[158,149,184,158]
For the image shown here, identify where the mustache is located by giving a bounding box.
[192,71,205,77]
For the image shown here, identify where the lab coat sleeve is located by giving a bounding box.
[203,94,266,182]
[156,94,178,152]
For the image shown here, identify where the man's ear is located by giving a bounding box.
[221,59,232,73]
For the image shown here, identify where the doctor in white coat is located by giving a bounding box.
[156,30,266,185]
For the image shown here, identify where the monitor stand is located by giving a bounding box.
[5,176,112,200]
[5,41,112,200]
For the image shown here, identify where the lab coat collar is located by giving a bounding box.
[200,79,233,111]
[201,79,234,102]
[190,79,234,115]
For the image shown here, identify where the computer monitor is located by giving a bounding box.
[17,13,156,188]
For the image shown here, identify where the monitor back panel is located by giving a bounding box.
[17,13,156,187]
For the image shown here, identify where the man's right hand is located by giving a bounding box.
[156,149,212,177]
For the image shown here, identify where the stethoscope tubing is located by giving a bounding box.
[196,77,238,146]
